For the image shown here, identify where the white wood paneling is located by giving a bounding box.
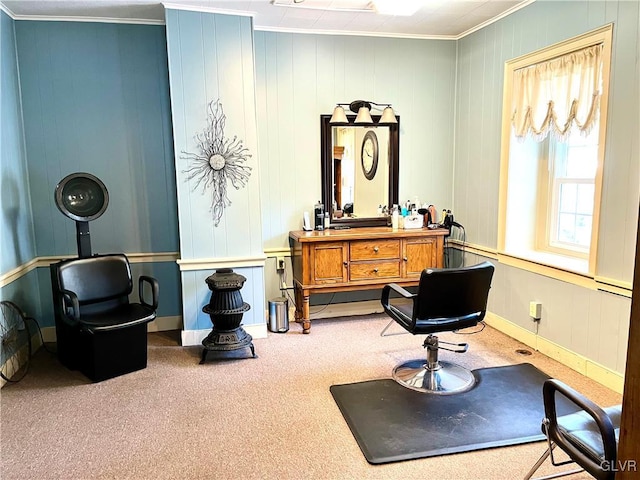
[165,8,265,330]
[455,0,638,283]
[180,266,266,331]
[454,1,638,373]
[597,0,640,282]
[464,250,632,374]
[166,9,263,261]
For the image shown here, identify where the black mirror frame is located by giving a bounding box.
[320,114,399,228]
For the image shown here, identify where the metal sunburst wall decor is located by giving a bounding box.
[182,99,252,226]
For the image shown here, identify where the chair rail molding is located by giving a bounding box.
[176,255,267,271]
[0,253,181,288]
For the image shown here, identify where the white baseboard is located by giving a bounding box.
[181,323,268,347]
[260,300,385,331]
[308,299,385,319]
[147,315,182,332]
[42,326,57,343]
[484,311,625,394]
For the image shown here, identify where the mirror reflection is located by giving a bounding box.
[321,114,399,228]
[332,126,390,219]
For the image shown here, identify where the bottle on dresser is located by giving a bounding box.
[391,205,399,229]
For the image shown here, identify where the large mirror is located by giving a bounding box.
[321,114,399,227]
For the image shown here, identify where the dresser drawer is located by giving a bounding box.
[349,261,400,280]
[350,239,400,261]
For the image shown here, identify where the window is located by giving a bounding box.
[538,124,599,258]
[498,25,612,277]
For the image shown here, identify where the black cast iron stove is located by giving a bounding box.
[200,268,256,364]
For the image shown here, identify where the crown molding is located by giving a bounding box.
[7,13,163,25]
[0,2,15,18]
[255,25,456,41]
[14,15,164,25]
[1,0,533,40]
[457,0,536,39]
[162,2,255,18]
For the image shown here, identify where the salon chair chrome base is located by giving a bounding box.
[393,360,475,394]
[393,334,476,394]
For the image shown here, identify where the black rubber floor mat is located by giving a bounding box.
[330,363,576,464]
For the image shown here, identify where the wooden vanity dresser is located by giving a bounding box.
[289,226,448,333]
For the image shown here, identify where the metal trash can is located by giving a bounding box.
[268,297,289,333]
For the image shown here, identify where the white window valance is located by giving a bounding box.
[511,44,604,141]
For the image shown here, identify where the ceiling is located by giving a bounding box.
[0,0,534,38]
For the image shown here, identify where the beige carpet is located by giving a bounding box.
[1,314,621,480]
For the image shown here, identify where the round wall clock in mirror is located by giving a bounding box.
[361,130,378,180]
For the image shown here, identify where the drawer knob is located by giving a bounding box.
[403,257,408,261]
[373,268,379,273]
[373,246,379,253]
[343,261,348,266]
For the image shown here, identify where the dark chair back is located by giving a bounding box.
[57,254,132,302]
[411,261,495,328]
[542,379,619,480]
[380,261,496,393]
[56,254,134,316]
[523,379,621,480]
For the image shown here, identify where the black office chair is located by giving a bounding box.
[524,379,621,480]
[50,253,159,382]
[380,261,495,394]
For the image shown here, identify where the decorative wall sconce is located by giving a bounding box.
[329,100,398,125]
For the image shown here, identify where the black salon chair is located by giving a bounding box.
[524,379,621,480]
[380,261,494,394]
[50,253,159,382]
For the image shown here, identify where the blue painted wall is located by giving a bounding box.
[15,21,179,257]
[1,11,36,274]
[8,21,182,326]
[0,10,42,325]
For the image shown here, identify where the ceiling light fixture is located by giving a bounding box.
[329,100,397,125]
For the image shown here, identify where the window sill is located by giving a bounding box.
[449,241,631,297]
[498,247,593,289]
[506,248,590,276]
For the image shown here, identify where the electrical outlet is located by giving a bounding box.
[276,256,285,272]
[529,301,542,320]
